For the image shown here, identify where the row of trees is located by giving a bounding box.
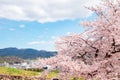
[37,0,120,79]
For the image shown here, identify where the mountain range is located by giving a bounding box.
[0,47,57,59]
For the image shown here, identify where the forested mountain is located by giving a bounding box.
[0,56,24,64]
[0,47,57,59]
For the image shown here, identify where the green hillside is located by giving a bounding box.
[0,67,39,76]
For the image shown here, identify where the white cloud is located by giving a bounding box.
[28,41,53,45]
[0,0,101,23]
[19,24,25,28]
[9,28,15,31]
[28,40,55,50]
[51,36,60,41]
[27,40,56,51]
[51,36,57,39]
[66,32,72,35]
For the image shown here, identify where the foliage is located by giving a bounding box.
[25,68,44,72]
[0,67,39,76]
[47,70,59,79]
[51,70,59,73]
[0,56,24,64]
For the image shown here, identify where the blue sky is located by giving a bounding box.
[0,0,100,51]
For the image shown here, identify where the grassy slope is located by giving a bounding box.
[0,67,39,77]
[0,67,85,80]
[47,70,59,78]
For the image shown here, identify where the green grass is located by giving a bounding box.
[46,70,85,80]
[0,67,40,77]
[47,70,59,79]
[0,67,87,79]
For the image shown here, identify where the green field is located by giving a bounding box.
[0,67,85,80]
[46,70,59,78]
[0,67,39,77]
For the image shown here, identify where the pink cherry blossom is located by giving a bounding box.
[37,0,120,79]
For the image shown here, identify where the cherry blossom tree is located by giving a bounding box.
[37,0,120,79]
[55,0,120,79]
